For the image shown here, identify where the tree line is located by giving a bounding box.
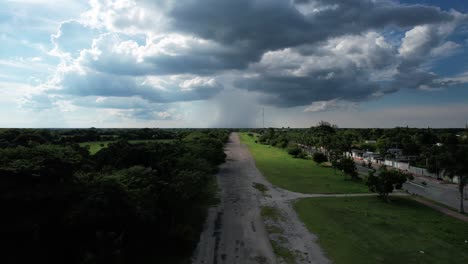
[254,123,467,212]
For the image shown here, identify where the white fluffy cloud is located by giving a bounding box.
[398,21,457,60]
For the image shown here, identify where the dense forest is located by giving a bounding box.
[0,128,229,264]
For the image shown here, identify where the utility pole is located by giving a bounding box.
[262,107,265,129]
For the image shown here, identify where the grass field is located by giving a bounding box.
[79,141,114,154]
[239,133,368,194]
[80,139,173,154]
[294,196,468,264]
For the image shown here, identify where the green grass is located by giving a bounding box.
[265,224,283,234]
[260,205,296,263]
[128,139,173,144]
[261,206,284,221]
[79,139,173,154]
[239,133,368,194]
[415,195,467,215]
[79,141,115,155]
[270,240,296,264]
[252,182,269,196]
[294,196,468,264]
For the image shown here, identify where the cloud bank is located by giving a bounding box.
[19,0,468,126]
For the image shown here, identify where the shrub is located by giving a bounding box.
[296,152,307,159]
[269,139,277,146]
[288,147,302,157]
[313,152,327,165]
[277,140,288,148]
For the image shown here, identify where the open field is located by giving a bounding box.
[79,141,114,154]
[294,196,468,264]
[239,133,368,194]
[79,139,173,154]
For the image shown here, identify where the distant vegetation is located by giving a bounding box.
[0,128,229,264]
[249,125,466,160]
[79,139,174,154]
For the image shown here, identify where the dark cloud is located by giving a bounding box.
[71,96,162,110]
[143,50,250,75]
[34,0,468,114]
[85,0,459,77]
[121,109,173,121]
[51,71,223,103]
[107,0,464,108]
[166,0,454,67]
[79,33,251,76]
[236,68,380,107]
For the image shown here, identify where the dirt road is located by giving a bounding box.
[192,133,331,264]
[192,133,277,264]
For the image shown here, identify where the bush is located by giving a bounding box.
[313,152,327,164]
[288,147,307,159]
[269,139,277,146]
[296,152,307,159]
[288,147,302,157]
[277,140,288,148]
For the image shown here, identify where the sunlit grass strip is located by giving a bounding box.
[240,133,368,194]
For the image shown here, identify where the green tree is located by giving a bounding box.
[366,167,412,202]
[303,121,337,161]
[339,157,359,180]
[425,145,446,179]
[431,145,468,213]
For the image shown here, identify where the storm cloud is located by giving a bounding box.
[25,0,468,122]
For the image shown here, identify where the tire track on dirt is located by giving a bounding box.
[192,133,276,264]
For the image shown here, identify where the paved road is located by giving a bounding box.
[356,165,468,212]
[403,180,468,212]
[192,133,276,264]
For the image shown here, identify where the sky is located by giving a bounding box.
[1,0,468,128]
